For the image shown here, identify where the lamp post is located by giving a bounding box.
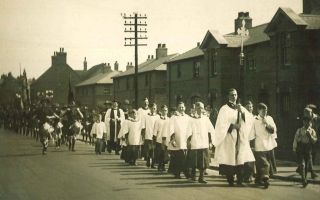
[237,19,249,101]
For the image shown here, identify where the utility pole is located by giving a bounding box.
[122,12,147,109]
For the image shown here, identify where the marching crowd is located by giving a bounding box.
[0,88,319,188]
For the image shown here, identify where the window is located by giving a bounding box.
[126,77,130,90]
[193,61,200,78]
[248,52,256,70]
[104,85,110,94]
[211,49,217,77]
[281,93,290,115]
[177,64,181,78]
[282,33,291,66]
[145,74,148,86]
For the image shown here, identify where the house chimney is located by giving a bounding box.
[84,57,87,71]
[197,42,200,47]
[147,55,150,60]
[151,55,154,59]
[56,48,67,64]
[156,44,168,59]
[51,52,58,66]
[114,61,119,71]
[126,62,134,71]
[234,12,252,34]
[303,0,320,14]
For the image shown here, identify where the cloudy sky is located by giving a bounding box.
[0,0,301,79]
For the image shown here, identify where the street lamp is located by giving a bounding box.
[237,19,249,101]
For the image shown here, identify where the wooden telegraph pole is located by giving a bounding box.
[122,13,147,109]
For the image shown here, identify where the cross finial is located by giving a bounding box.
[237,20,249,37]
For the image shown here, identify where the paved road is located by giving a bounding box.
[1,128,320,200]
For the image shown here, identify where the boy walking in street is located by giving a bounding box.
[90,114,106,154]
[293,115,318,187]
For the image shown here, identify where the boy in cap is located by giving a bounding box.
[293,115,318,187]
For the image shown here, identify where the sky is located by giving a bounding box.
[0,0,302,79]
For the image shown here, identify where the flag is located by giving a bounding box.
[68,75,75,104]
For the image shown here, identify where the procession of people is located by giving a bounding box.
[0,88,318,188]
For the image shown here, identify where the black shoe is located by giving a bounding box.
[311,173,318,179]
[198,178,207,184]
[263,180,269,189]
[236,182,247,187]
[107,149,111,153]
[174,175,181,179]
[254,179,264,185]
[229,182,235,187]
[146,160,151,167]
[302,181,308,187]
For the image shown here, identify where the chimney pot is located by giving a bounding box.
[127,62,129,66]
[244,12,249,17]
[238,12,244,18]
[148,55,150,59]
[197,42,200,47]
[162,44,166,48]
[158,43,161,48]
[130,62,132,65]
[151,55,154,59]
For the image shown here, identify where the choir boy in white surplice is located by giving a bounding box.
[249,103,277,189]
[186,102,215,183]
[153,105,169,171]
[163,107,177,173]
[90,114,107,154]
[138,98,150,158]
[169,102,191,179]
[214,88,255,187]
[141,103,160,168]
[104,100,125,155]
[123,110,143,166]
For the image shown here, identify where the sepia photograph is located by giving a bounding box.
[0,0,319,199]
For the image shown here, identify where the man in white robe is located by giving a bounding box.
[214,88,255,186]
[104,100,125,155]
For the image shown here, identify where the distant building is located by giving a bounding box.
[30,48,83,105]
[75,66,120,107]
[112,44,179,108]
[167,0,320,150]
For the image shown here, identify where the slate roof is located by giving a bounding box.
[199,30,228,49]
[76,71,120,87]
[264,7,308,34]
[300,14,320,29]
[112,54,179,78]
[167,46,204,63]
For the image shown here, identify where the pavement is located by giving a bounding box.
[209,159,320,185]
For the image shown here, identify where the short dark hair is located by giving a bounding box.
[227,88,236,95]
[246,101,253,106]
[161,105,168,110]
[177,102,185,106]
[149,103,157,107]
[257,103,267,110]
[170,107,177,112]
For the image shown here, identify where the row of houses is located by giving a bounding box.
[29,0,320,150]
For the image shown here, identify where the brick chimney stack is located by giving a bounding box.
[126,62,134,71]
[303,0,320,14]
[56,47,67,65]
[84,57,87,71]
[114,61,119,71]
[234,12,252,34]
[156,43,168,59]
